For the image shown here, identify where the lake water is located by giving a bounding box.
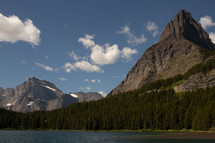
[0,130,215,143]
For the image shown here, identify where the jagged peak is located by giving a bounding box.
[28,77,40,81]
[159,9,215,50]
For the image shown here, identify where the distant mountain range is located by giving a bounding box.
[0,77,103,112]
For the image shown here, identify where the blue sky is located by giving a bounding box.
[0,0,215,96]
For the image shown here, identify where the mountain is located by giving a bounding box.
[69,92,103,102]
[0,77,102,112]
[110,9,215,95]
[0,77,78,112]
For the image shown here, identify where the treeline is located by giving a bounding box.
[1,87,215,131]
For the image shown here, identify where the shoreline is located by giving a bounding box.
[1,128,215,133]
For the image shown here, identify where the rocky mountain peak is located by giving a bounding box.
[29,76,40,81]
[160,9,215,50]
[26,77,40,85]
[110,10,215,95]
[0,77,103,112]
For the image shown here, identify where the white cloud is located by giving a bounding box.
[122,47,138,61]
[146,21,159,37]
[209,32,215,44]
[86,86,91,90]
[0,13,40,45]
[36,63,58,72]
[21,60,27,64]
[98,90,107,97]
[199,16,215,29]
[78,34,95,48]
[75,61,103,73]
[72,33,137,73]
[45,56,49,59]
[146,21,158,31]
[112,75,120,79]
[63,61,103,73]
[117,25,146,45]
[90,44,121,65]
[84,78,101,83]
[97,79,101,83]
[58,77,67,81]
[63,62,77,73]
[69,51,81,61]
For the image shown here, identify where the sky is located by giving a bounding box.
[0,0,215,96]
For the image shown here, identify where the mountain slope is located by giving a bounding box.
[0,77,104,112]
[0,77,78,112]
[110,9,215,95]
[70,92,103,102]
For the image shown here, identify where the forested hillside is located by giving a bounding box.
[1,87,215,131]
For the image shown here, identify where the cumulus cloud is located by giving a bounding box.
[0,13,40,45]
[209,32,215,44]
[36,63,58,72]
[199,16,215,29]
[146,21,159,37]
[63,61,103,73]
[69,51,82,61]
[98,90,107,97]
[90,44,121,65]
[58,77,67,81]
[78,35,121,65]
[78,34,95,48]
[75,61,103,73]
[122,47,138,61]
[117,25,146,45]
[84,78,101,83]
[63,62,76,72]
[77,34,137,67]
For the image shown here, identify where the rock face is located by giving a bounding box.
[70,92,103,102]
[174,70,215,92]
[160,10,214,50]
[0,77,103,112]
[110,9,215,95]
[0,77,78,112]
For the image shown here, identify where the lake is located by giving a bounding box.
[0,130,215,143]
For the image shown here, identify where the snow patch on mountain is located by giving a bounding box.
[6,103,12,107]
[70,93,78,98]
[41,85,56,91]
[27,101,34,106]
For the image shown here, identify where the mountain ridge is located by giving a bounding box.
[0,77,103,112]
[110,9,215,95]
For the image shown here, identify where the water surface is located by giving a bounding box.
[0,130,215,143]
